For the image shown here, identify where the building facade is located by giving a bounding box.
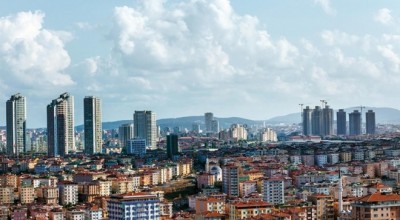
[351,193,400,220]
[107,193,160,220]
[6,93,26,155]
[84,96,102,154]
[349,110,361,136]
[204,112,214,133]
[47,92,75,157]
[134,111,157,149]
[222,165,239,198]
[263,177,285,205]
[322,105,334,136]
[166,134,179,159]
[127,138,146,157]
[118,123,133,149]
[230,124,247,141]
[336,109,347,136]
[302,106,312,135]
[366,110,376,135]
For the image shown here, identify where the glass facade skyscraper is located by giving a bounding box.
[6,93,26,155]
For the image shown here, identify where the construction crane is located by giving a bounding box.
[299,103,304,117]
[320,99,326,108]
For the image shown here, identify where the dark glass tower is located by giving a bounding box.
[366,110,376,135]
[336,109,346,135]
[322,105,334,136]
[349,110,361,135]
[84,96,102,154]
[302,106,312,135]
[311,106,322,135]
[167,134,179,159]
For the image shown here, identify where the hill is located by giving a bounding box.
[73,107,400,131]
[75,117,261,131]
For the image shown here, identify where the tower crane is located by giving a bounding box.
[320,99,326,108]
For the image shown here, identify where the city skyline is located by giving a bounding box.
[0,91,392,129]
[1,0,400,127]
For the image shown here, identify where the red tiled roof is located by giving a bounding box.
[358,193,400,202]
[233,201,272,208]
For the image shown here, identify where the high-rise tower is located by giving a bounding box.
[47,92,75,157]
[6,93,26,155]
[204,112,214,132]
[83,96,102,154]
[134,111,157,149]
[366,110,376,135]
[322,105,334,136]
[311,106,322,135]
[302,106,313,135]
[166,134,179,159]
[336,109,347,136]
[349,110,361,136]
[222,164,239,198]
[118,123,133,149]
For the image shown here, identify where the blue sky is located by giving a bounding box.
[1,0,400,127]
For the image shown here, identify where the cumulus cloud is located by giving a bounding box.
[374,8,393,25]
[314,0,336,15]
[88,0,400,120]
[377,44,400,71]
[321,30,359,46]
[111,0,300,86]
[0,11,73,87]
[4,0,400,127]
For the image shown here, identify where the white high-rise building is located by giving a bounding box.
[230,124,247,141]
[263,177,285,205]
[58,182,78,205]
[47,92,75,157]
[6,93,26,155]
[84,96,102,154]
[260,128,277,142]
[134,111,157,149]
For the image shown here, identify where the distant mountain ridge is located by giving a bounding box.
[74,107,400,131]
[75,116,262,131]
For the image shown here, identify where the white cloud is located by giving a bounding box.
[85,57,100,75]
[0,11,73,87]
[4,1,400,127]
[314,0,336,15]
[374,8,393,25]
[377,44,400,72]
[321,30,359,46]
[94,0,400,120]
[111,0,301,84]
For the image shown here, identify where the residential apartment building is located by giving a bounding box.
[223,165,239,198]
[229,201,272,220]
[263,177,285,205]
[107,193,160,220]
[351,193,400,220]
[58,182,78,205]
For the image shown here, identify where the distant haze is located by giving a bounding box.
[72,107,400,131]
